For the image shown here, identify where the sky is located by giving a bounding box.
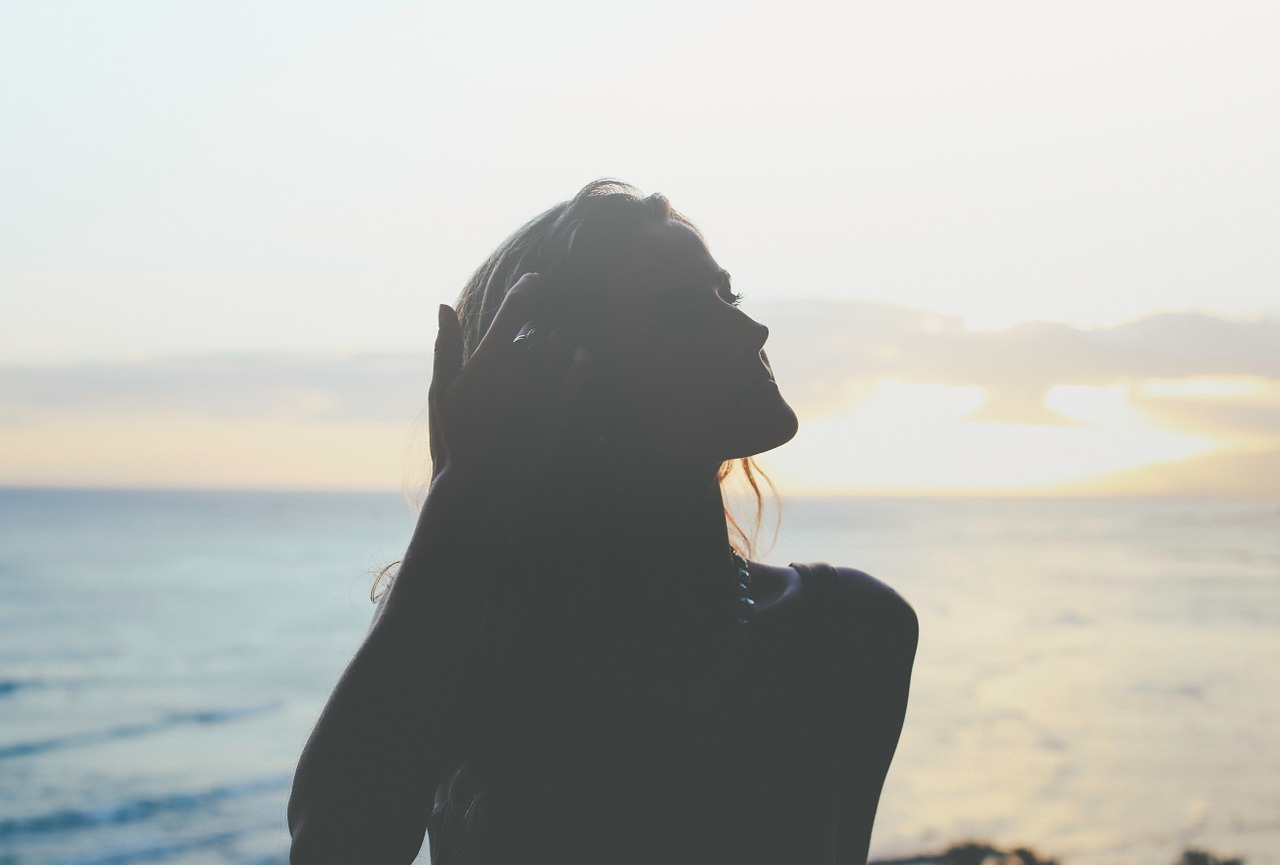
[2,0,1278,495]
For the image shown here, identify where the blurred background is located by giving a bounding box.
[1,2,1276,863]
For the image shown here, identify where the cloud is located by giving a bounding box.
[1051,447,1280,499]
[2,304,1277,441]
[760,302,1280,433]
[0,353,430,425]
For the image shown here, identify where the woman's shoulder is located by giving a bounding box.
[740,561,917,736]
[749,560,918,648]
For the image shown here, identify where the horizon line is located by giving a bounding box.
[1,482,1274,503]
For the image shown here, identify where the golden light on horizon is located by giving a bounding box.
[0,411,412,492]
[1138,375,1279,400]
[5,369,1274,495]
[761,378,1230,495]
[4,357,1277,495]
[1043,383,1132,424]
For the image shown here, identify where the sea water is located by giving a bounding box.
[0,489,1276,865]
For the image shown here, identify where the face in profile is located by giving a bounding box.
[587,218,799,467]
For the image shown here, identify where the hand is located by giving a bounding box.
[428,273,593,494]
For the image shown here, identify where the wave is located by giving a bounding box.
[49,825,286,865]
[0,677,44,696]
[0,702,280,760]
[0,776,290,838]
[54,832,240,865]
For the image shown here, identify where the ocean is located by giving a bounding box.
[0,489,1276,865]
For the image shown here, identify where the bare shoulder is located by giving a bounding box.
[745,561,803,614]
[828,567,918,634]
[749,560,918,649]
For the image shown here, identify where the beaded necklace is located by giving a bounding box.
[731,551,754,631]
[701,550,752,696]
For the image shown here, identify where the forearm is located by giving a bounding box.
[288,473,494,863]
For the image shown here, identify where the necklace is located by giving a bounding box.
[731,551,754,632]
[578,550,755,724]
[679,550,751,711]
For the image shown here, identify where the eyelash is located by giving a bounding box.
[719,287,745,306]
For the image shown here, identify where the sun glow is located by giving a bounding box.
[760,378,1223,494]
[1043,383,1133,424]
[0,410,411,491]
[1138,375,1280,400]
[3,368,1272,495]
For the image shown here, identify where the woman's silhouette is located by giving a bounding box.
[288,180,918,865]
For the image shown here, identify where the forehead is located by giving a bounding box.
[600,219,721,314]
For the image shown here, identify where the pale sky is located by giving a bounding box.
[3,1,1279,494]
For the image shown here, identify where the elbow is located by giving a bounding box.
[288,821,366,865]
[288,820,321,865]
[287,793,347,865]
[289,797,427,865]
[289,827,318,865]
[287,797,327,865]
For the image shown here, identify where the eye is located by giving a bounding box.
[718,285,745,307]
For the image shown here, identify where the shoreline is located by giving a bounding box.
[873,842,1247,865]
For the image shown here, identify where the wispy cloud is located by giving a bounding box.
[762,302,1280,433]
[3,304,1278,436]
[3,304,1277,493]
[0,354,430,425]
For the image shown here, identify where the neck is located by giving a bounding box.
[494,452,744,693]
[616,459,729,555]
[507,449,736,591]
[588,457,733,575]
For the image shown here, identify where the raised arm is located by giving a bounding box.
[288,275,592,864]
[287,474,491,864]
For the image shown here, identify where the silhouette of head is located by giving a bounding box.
[455,180,798,470]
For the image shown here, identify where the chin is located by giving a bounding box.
[722,402,800,461]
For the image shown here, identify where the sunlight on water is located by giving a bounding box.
[1,490,1276,865]
[768,496,1280,864]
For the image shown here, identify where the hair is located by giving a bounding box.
[372,179,776,602]
[391,180,782,863]
[454,179,675,363]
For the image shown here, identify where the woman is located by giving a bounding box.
[288,180,918,865]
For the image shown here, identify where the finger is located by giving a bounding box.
[512,320,549,359]
[532,328,573,400]
[429,304,462,465]
[523,345,593,477]
[542,328,572,368]
[472,273,544,364]
[540,325,570,365]
[430,304,463,399]
[550,345,593,422]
